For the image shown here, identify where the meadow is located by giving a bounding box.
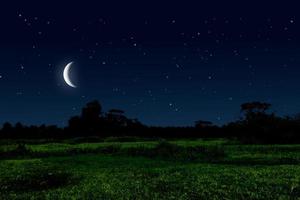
[0,138,300,199]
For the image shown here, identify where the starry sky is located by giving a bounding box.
[1,2,300,126]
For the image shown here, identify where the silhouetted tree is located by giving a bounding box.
[232,101,300,143]
[0,99,298,143]
[241,102,271,121]
[241,102,271,113]
[105,109,128,127]
[79,100,102,134]
[126,118,145,129]
[195,120,213,128]
[2,122,13,132]
[68,116,83,134]
[15,122,24,138]
[81,100,102,120]
[1,122,13,138]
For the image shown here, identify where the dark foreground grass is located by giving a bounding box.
[0,160,76,193]
[0,155,300,199]
[0,139,300,199]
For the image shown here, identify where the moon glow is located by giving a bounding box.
[63,62,77,88]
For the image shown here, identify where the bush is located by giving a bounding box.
[0,162,77,192]
[200,145,226,162]
[15,143,30,155]
[0,143,31,159]
[124,141,226,162]
[98,145,121,154]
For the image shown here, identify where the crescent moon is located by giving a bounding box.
[63,62,77,88]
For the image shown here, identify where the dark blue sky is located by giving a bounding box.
[0,2,300,126]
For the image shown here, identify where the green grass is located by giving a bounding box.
[0,139,300,199]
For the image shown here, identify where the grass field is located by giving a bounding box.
[1,138,300,199]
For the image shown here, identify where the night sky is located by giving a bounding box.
[1,2,300,126]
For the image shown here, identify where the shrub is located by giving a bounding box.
[0,163,77,192]
[14,143,30,155]
[124,141,226,162]
[201,145,226,162]
[0,143,31,159]
[98,145,122,154]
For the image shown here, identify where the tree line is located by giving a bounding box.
[0,100,300,143]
